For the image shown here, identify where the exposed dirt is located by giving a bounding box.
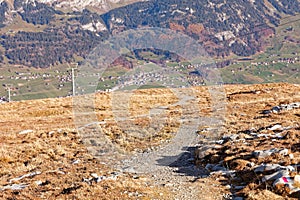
[0,82,299,199]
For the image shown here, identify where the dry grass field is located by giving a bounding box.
[0,82,299,199]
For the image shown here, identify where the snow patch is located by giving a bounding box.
[215,31,235,41]
[82,21,107,32]
[111,17,124,24]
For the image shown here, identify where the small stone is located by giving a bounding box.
[205,163,215,171]
[164,183,173,187]
[19,130,33,135]
[247,162,255,168]
[225,185,231,189]
[215,140,224,144]
[261,110,271,114]
[72,159,80,164]
[233,197,244,200]
[263,170,289,182]
[268,124,282,131]
[83,178,92,183]
[35,181,43,186]
[91,173,98,178]
[10,171,41,183]
[48,131,55,136]
[96,176,106,183]
[234,185,245,190]
[294,175,300,185]
[279,149,289,156]
[254,163,281,173]
[271,106,281,113]
[0,183,28,191]
[252,148,288,159]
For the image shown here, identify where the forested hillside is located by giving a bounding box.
[0,0,299,68]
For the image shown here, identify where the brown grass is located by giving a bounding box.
[0,82,299,199]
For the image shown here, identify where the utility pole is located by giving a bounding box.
[5,84,11,102]
[67,62,78,97]
[7,86,11,102]
[72,68,75,96]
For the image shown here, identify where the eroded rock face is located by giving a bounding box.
[36,0,142,12]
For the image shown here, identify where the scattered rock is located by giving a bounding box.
[268,124,282,131]
[254,163,289,173]
[195,144,222,160]
[35,180,43,186]
[10,171,41,183]
[273,175,300,196]
[18,129,33,135]
[72,159,80,164]
[195,124,300,199]
[233,197,244,200]
[262,102,300,114]
[262,170,290,182]
[0,183,29,191]
[252,148,288,159]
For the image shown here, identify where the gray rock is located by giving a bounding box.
[0,183,28,191]
[10,171,41,183]
[271,106,281,113]
[252,148,288,159]
[18,129,33,135]
[212,164,227,172]
[234,185,245,190]
[262,170,289,182]
[91,173,99,178]
[96,176,106,183]
[279,148,289,156]
[268,124,282,131]
[254,163,282,173]
[233,197,244,200]
[71,159,80,164]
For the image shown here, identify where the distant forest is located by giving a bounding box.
[0,0,299,68]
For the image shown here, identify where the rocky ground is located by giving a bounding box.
[0,82,299,199]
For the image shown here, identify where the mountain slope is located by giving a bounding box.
[36,0,145,13]
[0,0,299,68]
[101,0,299,57]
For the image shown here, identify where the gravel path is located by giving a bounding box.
[76,89,226,199]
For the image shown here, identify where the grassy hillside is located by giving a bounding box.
[221,14,300,84]
[0,83,299,199]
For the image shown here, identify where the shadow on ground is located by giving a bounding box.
[156,146,208,179]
